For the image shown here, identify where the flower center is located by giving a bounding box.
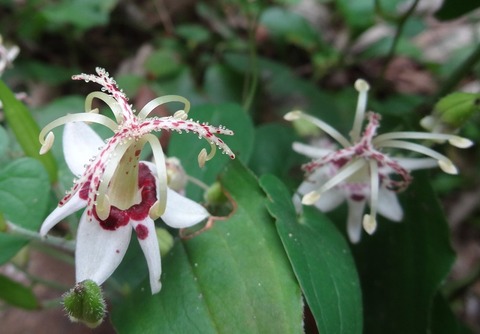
[80,163,157,231]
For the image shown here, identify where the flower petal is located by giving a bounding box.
[131,218,162,294]
[161,188,209,228]
[63,122,105,177]
[394,157,437,172]
[75,212,132,285]
[292,142,332,159]
[40,192,86,236]
[297,168,345,212]
[346,198,367,243]
[376,187,403,222]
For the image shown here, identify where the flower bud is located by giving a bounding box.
[156,227,174,256]
[166,157,187,193]
[204,182,227,205]
[63,280,106,328]
[421,92,480,134]
[286,110,322,137]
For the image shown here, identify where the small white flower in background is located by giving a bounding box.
[285,79,473,243]
[0,35,23,111]
[39,68,235,293]
[0,35,19,76]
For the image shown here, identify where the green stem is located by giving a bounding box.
[12,263,71,292]
[378,0,420,79]
[41,297,63,309]
[242,10,260,113]
[6,221,75,253]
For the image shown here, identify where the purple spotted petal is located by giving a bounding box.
[40,192,86,237]
[75,211,132,285]
[131,218,162,294]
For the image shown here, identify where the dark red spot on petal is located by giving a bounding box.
[135,224,149,240]
[350,194,365,201]
[79,180,91,200]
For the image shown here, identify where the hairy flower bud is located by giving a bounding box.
[63,280,106,328]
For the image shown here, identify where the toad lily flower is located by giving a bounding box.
[286,79,473,243]
[39,68,235,293]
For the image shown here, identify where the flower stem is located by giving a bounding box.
[377,0,420,79]
[6,221,75,253]
[242,9,260,113]
[12,263,71,292]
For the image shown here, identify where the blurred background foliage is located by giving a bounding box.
[1,0,480,333]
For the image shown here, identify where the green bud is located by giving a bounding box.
[290,113,322,137]
[421,92,480,134]
[204,182,227,205]
[63,280,106,328]
[156,227,174,256]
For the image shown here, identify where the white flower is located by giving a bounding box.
[286,79,473,243]
[39,68,235,293]
[0,35,19,76]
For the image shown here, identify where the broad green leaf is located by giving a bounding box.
[0,158,50,230]
[41,0,118,31]
[111,161,303,333]
[429,293,470,334]
[145,49,183,79]
[168,103,254,201]
[249,123,302,186]
[0,80,58,182]
[260,7,321,51]
[0,233,28,265]
[260,174,363,334]
[352,171,456,333]
[204,63,244,104]
[335,0,375,30]
[0,274,39,309]
[176,24,212,48]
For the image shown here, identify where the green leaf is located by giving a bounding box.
[0,233,28,265]
[204,63,244,104]
[352,171,456,333]
[111,161,303,333]
[0,158,50,229]
[176,24,211,48]
[429,293,469,334]
[41,0,118,31]
[168,103,254,200]
[0,80,58,182]
[0,125,8,157]
[145,49,183,79]
[249,123,301,182]
[260,174,363,334]
[260,7,321,51]
[0,274,39,309]
[335,0,375,30]
[435,92,480,128]
[435,0,480,21]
